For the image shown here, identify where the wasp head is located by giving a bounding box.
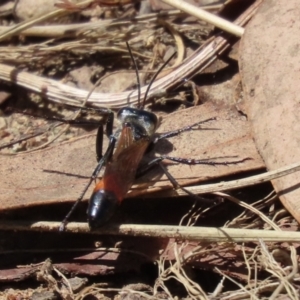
[117,107,158,138]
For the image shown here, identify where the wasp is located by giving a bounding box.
[59,43,248,231]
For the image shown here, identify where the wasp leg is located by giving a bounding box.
[136,157,214,205]
[136,154,251,205]
[96,110,114,162]
[59,135,117,232]
[157,162,214,205]
[161,155,251,166]
[136,157,164,177]
[136,154,250,178]
[154,117,217,142]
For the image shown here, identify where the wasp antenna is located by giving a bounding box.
[126,41,141,109]
[143,51,177,109]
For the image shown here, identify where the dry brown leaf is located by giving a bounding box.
[0,102,263,211]
[239,0,300,223]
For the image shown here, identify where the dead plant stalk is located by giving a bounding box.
[0,0,262,109]
[1,222,300,242]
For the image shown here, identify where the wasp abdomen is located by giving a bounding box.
[87,190,118,228]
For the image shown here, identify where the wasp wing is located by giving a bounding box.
[96,125,150,201]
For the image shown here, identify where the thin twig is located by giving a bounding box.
[0,10,184,38]
[148,160,300,197]
[215,192,280,231]
[0,0,94,42]
[1,222,300,242]
[215,267,260,300]
[161,0,244,37]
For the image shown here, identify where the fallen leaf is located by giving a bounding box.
[239,0,300,223]
[0,102,263,211]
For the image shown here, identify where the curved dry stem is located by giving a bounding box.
[155,160,300,198]
[0,0,261,109]
[215,192,280,231]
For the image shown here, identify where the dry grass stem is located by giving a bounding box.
[226,191,278,229]
[161,0,244,37]
[204,239,299,299]
[216,192,280,230]
[259,240,298,300]
[215,267,260,300]
[0,0,94,42]
[0,10,184,38]
[0,222,300,242]
[156,242,208,300]
[159,160,300,197]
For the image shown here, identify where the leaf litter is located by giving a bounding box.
[0,0,300,299]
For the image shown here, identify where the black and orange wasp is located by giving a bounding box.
[59,42,248,231]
